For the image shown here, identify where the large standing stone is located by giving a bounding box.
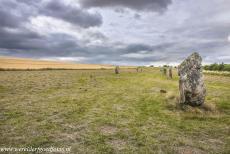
[178,52,206,106]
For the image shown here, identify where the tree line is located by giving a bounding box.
[203,63,230,71]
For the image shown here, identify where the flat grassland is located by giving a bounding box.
[0,68,229,153]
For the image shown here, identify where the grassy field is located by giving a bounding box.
[0,68,229,153]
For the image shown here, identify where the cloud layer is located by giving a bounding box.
[79,0,172,12]
[42,0,102,28]
[0,0,230,65]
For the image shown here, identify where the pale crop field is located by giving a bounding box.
[0,68,229,153]
[0,57,115,70]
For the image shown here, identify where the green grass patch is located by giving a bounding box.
[0,68,229,153]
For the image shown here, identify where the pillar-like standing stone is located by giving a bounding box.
[168,67,173,79]
[115,66,120,74]
[163,67,167,75]
[178,52,206,106]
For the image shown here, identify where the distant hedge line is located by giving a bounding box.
[203,63,230,72]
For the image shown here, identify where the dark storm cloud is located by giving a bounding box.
[79,0,172,12]
[123,44,152,53]
[0,27,110,58]
[0,0,103,58]
[0,9,21,28]
[0,0,229,65]
[0,0,29,28]
[79,42,174,58]
[0,0,102,29]
[15,0,41,5]
[42,0,102,28]
[0,28,41,50]
[78,42,177,65]
[0,32,84,58]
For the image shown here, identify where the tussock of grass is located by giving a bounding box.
[176,102,218,114]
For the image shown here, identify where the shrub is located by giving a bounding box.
[203,63,230,72]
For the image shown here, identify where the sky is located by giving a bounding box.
[0,0,230,66]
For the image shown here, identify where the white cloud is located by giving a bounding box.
[26,15,107,46]
[121,53,152,59]
[27,16,81,38]
[40,56,88,62]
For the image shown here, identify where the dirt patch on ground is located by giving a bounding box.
[112,104,125,111]
[100,125,118,135]
[107,139,127,150]
[58,132,80,142]
[175,146,205,154]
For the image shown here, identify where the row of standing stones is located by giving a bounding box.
[114,52,206,107]
[114,66,143,74]
[160,67,173,79]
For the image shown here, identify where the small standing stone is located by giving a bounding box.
[160,67,163,72]
[136,67,142,72]
[163,67,167,75]
[160,67,167,75]
[168,67,173,79]
[178,52,206,106]
[115,66,120,74]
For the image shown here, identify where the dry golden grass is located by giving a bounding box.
[0,56,115,70]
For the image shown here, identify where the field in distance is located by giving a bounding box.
[0,56,119,70]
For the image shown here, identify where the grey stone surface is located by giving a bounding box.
[178,52,206,106]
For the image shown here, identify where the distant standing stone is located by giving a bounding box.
[163,67,167,75]
[136,67,142,72]
[178,52,206,106]
[115,66,120,74]
[160,67,167,75]
[168,67,173,79]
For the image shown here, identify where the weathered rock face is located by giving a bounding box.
[178,52,206,106]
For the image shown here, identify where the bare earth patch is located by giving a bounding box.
[107,139,127,150]
[175,146,205,154]
[58,132,80,142]
[99,125,118,136]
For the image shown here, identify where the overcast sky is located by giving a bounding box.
[0,0,230,65]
